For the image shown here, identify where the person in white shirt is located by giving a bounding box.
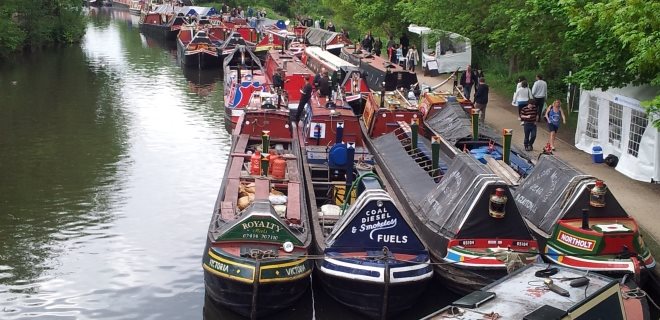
[531,74,547,121]
[512,80,533,121]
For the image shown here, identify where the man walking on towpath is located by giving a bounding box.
[531,74,547,121]
[474,77,489,124]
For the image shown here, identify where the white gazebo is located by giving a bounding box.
[575,85,660,183]
[407,24,471,74]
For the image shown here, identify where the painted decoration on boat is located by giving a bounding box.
[230,81,265,108]
[331,198,424,250]
[216,215,303,246]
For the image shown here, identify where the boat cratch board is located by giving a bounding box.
[216,211,304,246]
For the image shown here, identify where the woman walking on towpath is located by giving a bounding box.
[544,99,566,151]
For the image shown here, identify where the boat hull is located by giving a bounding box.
[316,260,432,319]
[139,23,177,41]
[203,242,312,318]
[177,42,222,69]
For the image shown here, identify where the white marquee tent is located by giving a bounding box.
[407,25,471,74]
[575,85,659,183]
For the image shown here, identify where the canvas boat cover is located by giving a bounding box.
[223,44,263,70]
[514,156,630,235]
[175,6,217,16]
[416,153,532,239]
[425,101,502,145]
[304,28,339,46]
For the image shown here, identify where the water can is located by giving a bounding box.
[592,146,603,163]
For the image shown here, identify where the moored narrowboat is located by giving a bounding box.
[514,155,656,280]
[223,46,267,129]
[298,93,433,319]
[177,25,222,69]
[139,12,186,41]
[341,46,418,91]
[203,97,311,319]
[360,93,539,293]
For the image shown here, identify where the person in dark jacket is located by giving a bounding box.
[318,71,331,99]
[295,77,313,122]
[361,31,374,53]
[474,77,489,123]
[373,38,382,56]
[399,32,409,56]
[459,64,479,100]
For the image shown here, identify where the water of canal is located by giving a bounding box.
[0,7,456,320]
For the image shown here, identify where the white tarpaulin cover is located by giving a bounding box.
[408,24,471,74]
[575,85,659,182]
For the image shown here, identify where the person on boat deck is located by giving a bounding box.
[295,77,313,122]
[327,21,336,32]
[406,45,419,72]
[341,28,349,40]
[474,77,489,124]
[247,6,253,18]
[386,36,396,62]
[273,68,284,89]
[318,71,331,99]
[373,38,382,56]
[459,64,478,101]
[314,67,326,89]
[362,31,374,53]
[521,100,538,151]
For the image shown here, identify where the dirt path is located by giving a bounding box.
[415,71,660,244]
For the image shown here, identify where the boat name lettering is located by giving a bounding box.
[284,265,307,276]
[515,241,530,247]
[514,193,536,214]
[241,220,283,232]
[487,240,503,245]
[376,234,408,243]
[353,218,397,233]
[557,231,595,251]
[460,240,475,246]
[209,260,230,273]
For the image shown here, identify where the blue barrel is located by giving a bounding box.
[592,146,603,163]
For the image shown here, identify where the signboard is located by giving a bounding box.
[331,198,424,250]
[553,229,598,252]
[426,60,438,71]
[217,215,303,246]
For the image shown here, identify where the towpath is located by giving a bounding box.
[414,71,660,247]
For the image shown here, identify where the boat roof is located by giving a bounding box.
[515,156,630,235]
[418,153,532,240]
[425,101,502,144]
[342,46,406,72]
[305,46,356,70]
[268,50,313,75]
[303,27,349,46]
[422,263,628,320]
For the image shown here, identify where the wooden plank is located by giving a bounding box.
[223,178,241,216]
[221,201,235,221]
[286,159,300,182]
[484,156,518,185]
[254,178,270,200]
[497,160,522,182]
[286,182,300,221]
[235,134,250,152]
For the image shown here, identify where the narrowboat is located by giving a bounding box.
[298,93,433,319]
[203,93,311,319]
[223,46,267,129]
[177,25,223,69]
[263,49,314,110]
[341,46,418,91]
[422,263,650,319]
[302,27,352,56]
[139,12,187,41]
[423,98,535,179]
[514,155,656,280]
[302,46,370,113]
[360,91,539,293]
[218,31,256,64]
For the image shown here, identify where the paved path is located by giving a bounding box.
[414,71,660,244]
